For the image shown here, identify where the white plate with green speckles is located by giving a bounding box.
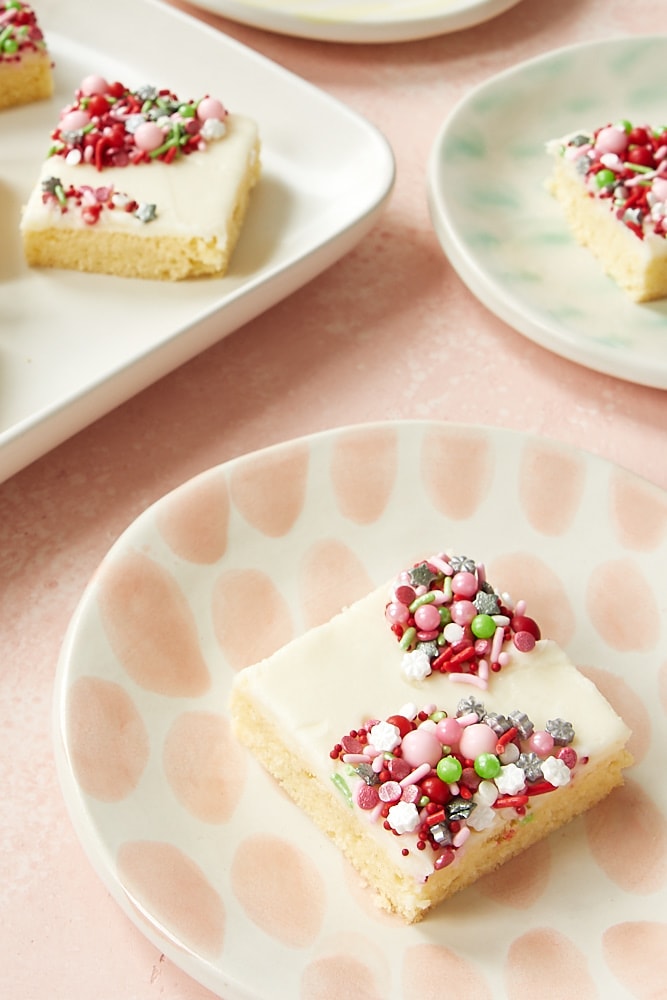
[427,36,667,390]
[190,0,524,43]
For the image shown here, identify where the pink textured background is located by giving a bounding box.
[2,1,667,997]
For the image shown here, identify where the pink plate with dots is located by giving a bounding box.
[53,420,667,999]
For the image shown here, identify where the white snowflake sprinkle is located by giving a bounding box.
[387,800,420,835]
[368,720,401,753]
[494,762,526,796]
[542,756,571,788]
[401,648,432,682]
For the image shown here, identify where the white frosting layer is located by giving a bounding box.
[20,113,259,241]
[233,581,631,882]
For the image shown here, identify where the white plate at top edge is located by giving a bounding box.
[427,36,667,390]
[0,0,394,485]
[188,0,524,44]
[53,419,667,1000]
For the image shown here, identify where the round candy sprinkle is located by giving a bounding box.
[596,168,617,189]
[474,752,501,780]
[471,613,495,639]
[435,716,462,747]
[197,96,227,121]
[595,124,629,156]
[401,728,442,768]
[458,722,497,760]
[414,603,441,632]
[133,122,165,153]
[59,109,90,131]
[80,74,109,96]
[528,730,555,757]
[436,755,462,784]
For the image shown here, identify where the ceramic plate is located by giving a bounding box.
[427,37,667,389]
[54,420,667,999]
[190,0,524,44]
[0,0,394,485]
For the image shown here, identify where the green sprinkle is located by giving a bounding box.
[409,592,436,612]
[439,606,452,627]
[399,626,416,650]
[330,772,353,808]
[624,162,653,174]
[595,168,616,188]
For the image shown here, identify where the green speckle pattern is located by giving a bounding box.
[429,36,667,388]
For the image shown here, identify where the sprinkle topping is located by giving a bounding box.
[330,702,577,870]
[40,177,156,227]
[385,552,540,688]
[553,120,667,240]
[47,76,230,171]
[0,1,46,62]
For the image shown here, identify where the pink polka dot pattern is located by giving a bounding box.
[67,676,149,802]
[229,439,309,536]
[54,422,667,998]
[488,551,574,647]
[301,955,384,1000]
[299,538,374,630]
[602,921,667,998]
[330,424,398,524]
[97,549,211,696]
[476,838,551,909]
[519,440,586,536]
[586,557,660,652]
[155,469,230,564]
[505,928,598,999]
[584,778,667,893]
[117,841,225,959]
[402,943,492,1000]
[163,711,246,823]
[421,424,493,519]
[610,467,667,551]
[211,566,294,670]
[230,834,326,947]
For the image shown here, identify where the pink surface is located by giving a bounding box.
[2,1,667,997]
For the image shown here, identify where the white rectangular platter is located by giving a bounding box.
[0,0,394,483]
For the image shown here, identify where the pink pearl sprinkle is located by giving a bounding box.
[451,571,477,598]
[385,601,410,626]
[414,603,440,631]
[60,109,90,131]
[595,124,629,156]
[528,730,555,757]
[435,717,462,747]
[459,723,497,760]
[197,96,227,121]
[400,728,442,768]
[133,122,165,152]
[80,74,109,96]
[451,600,476,626]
